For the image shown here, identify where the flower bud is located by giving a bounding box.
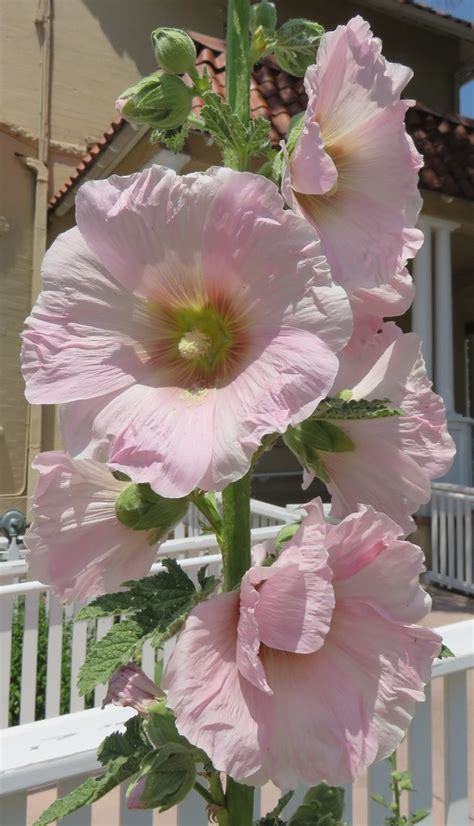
[283,418,354,483]
[116,73,193,130]
[249,1,277,34]
[145,697,190,748]
[115,482,188,542]
[151,28,197,75]
[274,18,324,76]
[103,663,164,715]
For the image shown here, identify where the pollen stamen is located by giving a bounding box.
[178,329,211,361]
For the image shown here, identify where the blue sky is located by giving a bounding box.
[426,0,474,116]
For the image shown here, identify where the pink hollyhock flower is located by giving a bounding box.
[22,166,351,497]
[303,329,455,534]
[24,452,157,601]
[282,16,423,294]
[163,501,441,789]
[104,663,164,714]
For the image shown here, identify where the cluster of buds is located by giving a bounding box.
[116,27,197,132]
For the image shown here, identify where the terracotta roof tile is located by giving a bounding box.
[48,35,474,211]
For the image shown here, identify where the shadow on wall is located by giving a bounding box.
[81,0,227,75]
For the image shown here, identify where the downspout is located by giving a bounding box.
[25,0,52,514]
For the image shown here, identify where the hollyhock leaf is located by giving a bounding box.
[274,19,325,76]
[76,592,135,621]
[370,792,389,808]
[77,620,143,695]
[258,790,294,824]
[315,398,402,420]
[438,643,455,659]
[130,744,196,811]
[410,810,430,824]
[145,699,192,750]
[197,564,219,596]
[275,522,301,554]
[33,718,148,826]
[98,716,148,766]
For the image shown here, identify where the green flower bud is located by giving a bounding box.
[151,28,197,75]
[274,18,325,76]
[145,698,190,749]
[249,1,277,34]
[115,482,189,542]
[127,744,196,811]
[117,73,193,130]
[283,418,354,484]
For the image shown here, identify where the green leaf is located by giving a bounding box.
[41,764,137,824]
[274,19,324,76]
[77,620,142,695]
[200,91,271,164]
[98,715,146,766]
[197,564,218,597]
[288,783,346,825]
[438,643,455,659]
[274,522,301,554]
[76,560,202,693]
[128,743,197,811]
[315,397,402,421]
[150,123,190,152]
[410,809,430,824]
[371,792,389,808]
[257,790,294,824]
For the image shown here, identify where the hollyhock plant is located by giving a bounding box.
[24,452,166,601]
[288,329,455,534]
[281,15,423,294]
[21,165,352,498]
[163,501,441,788]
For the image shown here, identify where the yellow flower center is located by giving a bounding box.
[177,329,212,361]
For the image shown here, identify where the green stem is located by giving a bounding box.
[221,471,251,591]
[225,0,251,126]
[226,777,254,826]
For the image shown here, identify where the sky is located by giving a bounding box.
[426,0,474,116]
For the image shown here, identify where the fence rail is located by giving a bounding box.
[430,482,474,595]
[1,619,472,826]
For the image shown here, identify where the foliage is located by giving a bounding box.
[200,91,271,168]
[288,783,346,826]
[33,717,150,826]
[370,751,430,825]
[76,559,218,694]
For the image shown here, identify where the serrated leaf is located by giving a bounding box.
[197,564,218,596]
[438,643,455,659]
[150,122,189,152]
[257,790,294,824]
[98,715,146,766]
[315,397,402,421]
[288,783,346,825]
[78,620,142,695]
[370,792,389,808]
[33,750,142,826]
[76,591,135,621]
[410,809,430,824]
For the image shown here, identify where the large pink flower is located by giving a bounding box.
[24,452,157,601]
[303,329,455,534]
[282,16,423,294]
[163,501,441,789]
[22,166,351,497]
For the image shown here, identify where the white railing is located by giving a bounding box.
[1,619,472,826]
[0,500,297,729]
[430,482,474,595]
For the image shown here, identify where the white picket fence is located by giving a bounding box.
[430,482,474,595]
[0,618,472,826]
[0,500,298,730]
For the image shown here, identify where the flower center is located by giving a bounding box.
[177,329,211,361]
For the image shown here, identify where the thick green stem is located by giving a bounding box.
[225,0,251,126]
[226,778,254,826]
[221,471,251,591]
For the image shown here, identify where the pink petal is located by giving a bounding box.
[21,228,156,404]
[163,592,264,781]
[327,507,430,623]
[289,118,337,195]
[24,452,156,601]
